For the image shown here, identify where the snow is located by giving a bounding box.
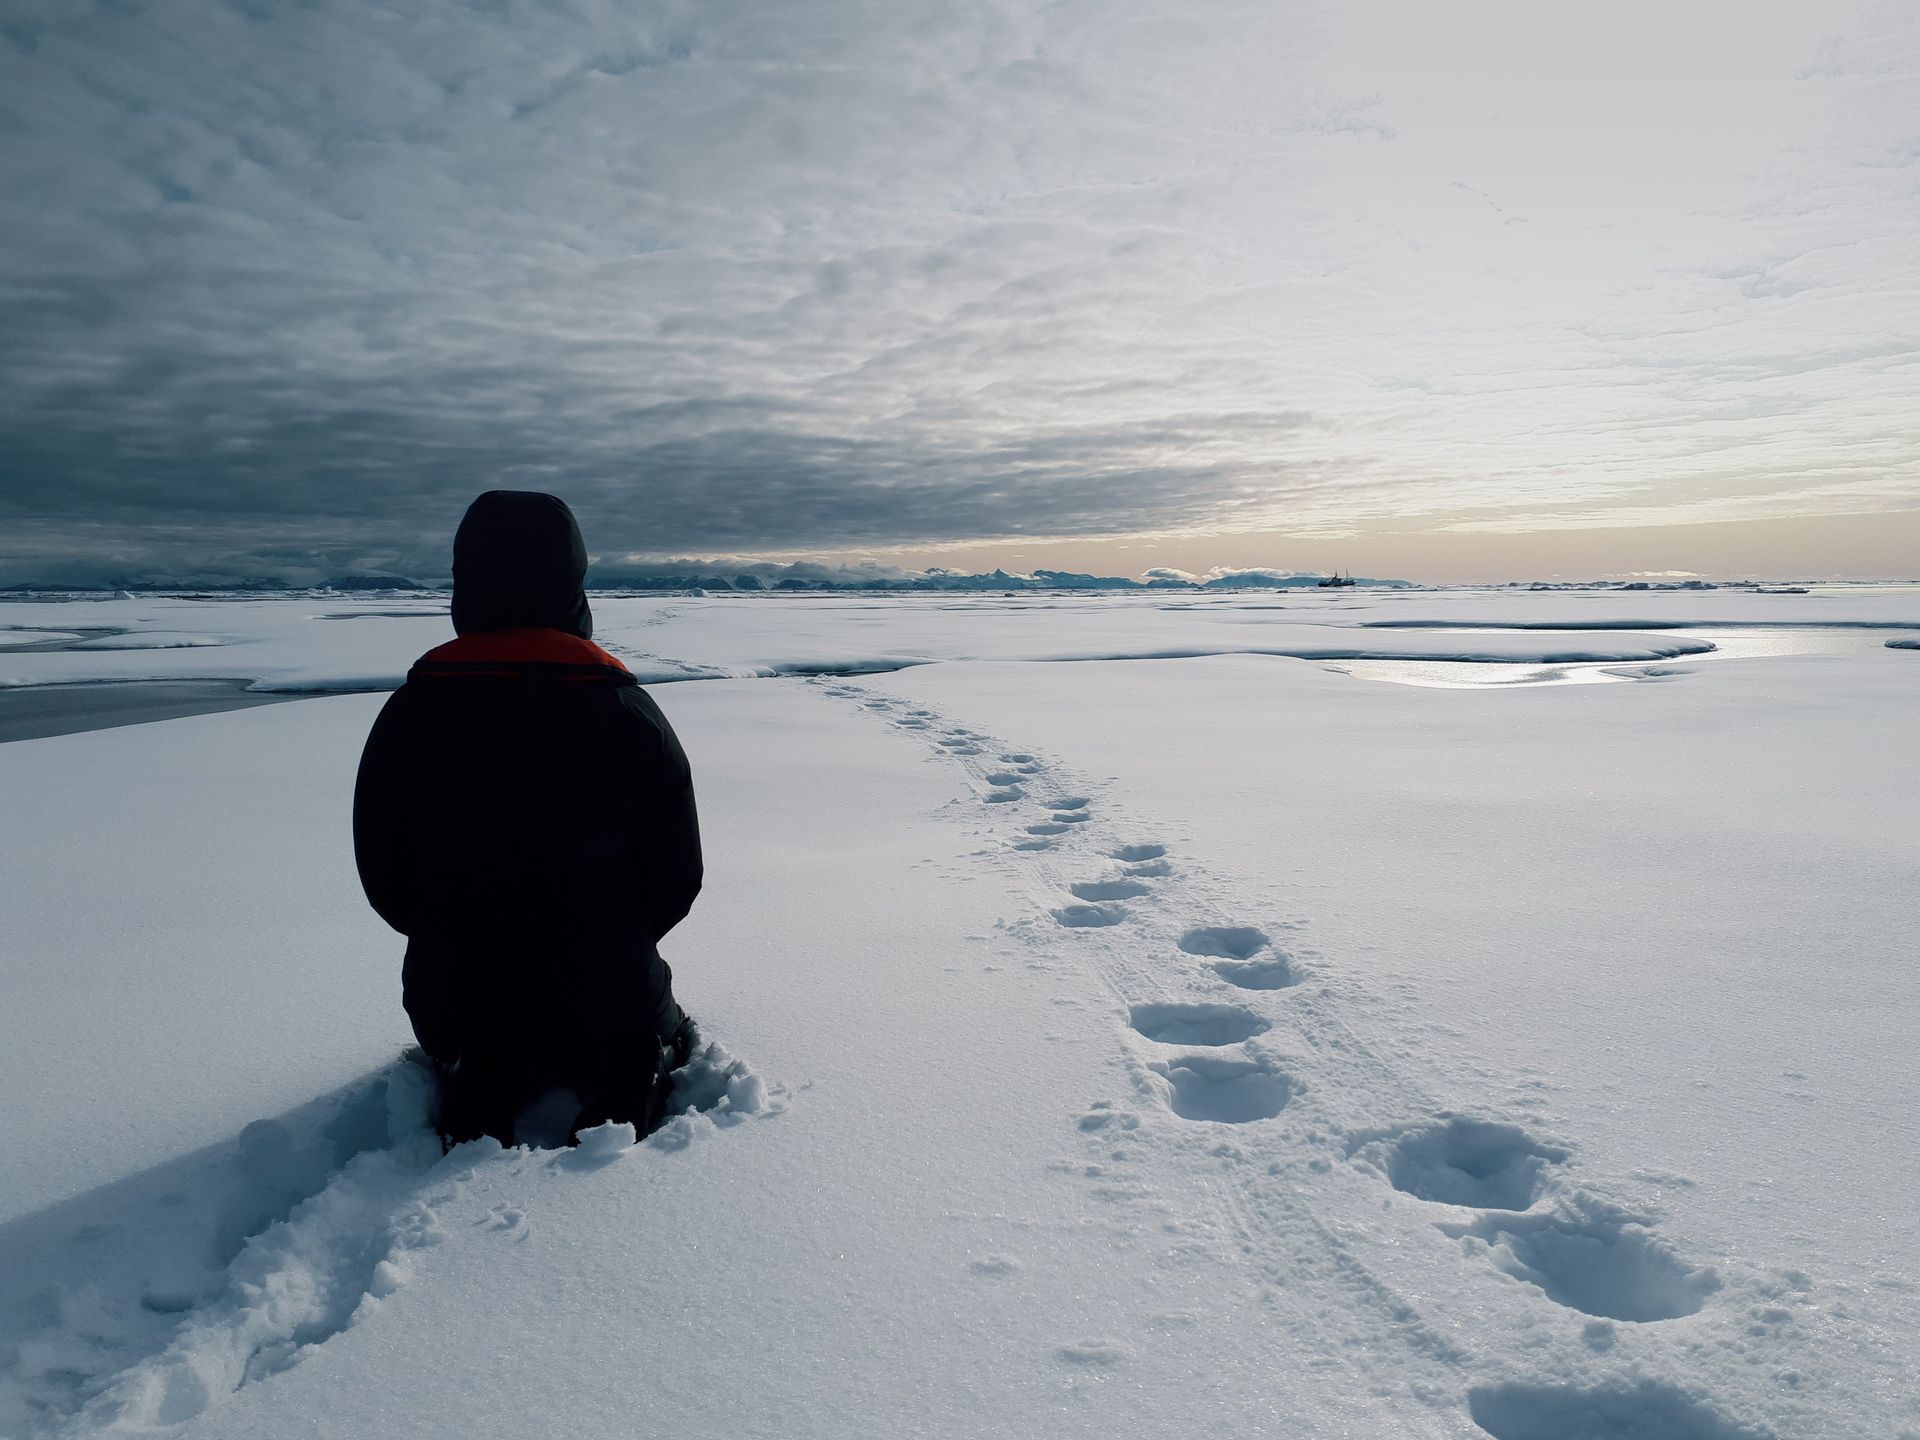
[65,634,227,651]
[1,590,1916,1439]
[0,631,84,649]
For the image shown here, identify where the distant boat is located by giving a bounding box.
[1316,571,1356,589]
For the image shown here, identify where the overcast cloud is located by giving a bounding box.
[0,0,1915,581]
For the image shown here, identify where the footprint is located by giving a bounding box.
[1110,844,1166,863]
[1445,1200,1719,1321]
[1604,665,1698,684]
[1013,839,1054,851]
[1000,753,1034,763]
[1466,1380,1771,1440]
[968,1255,1022,1277]
[1069,879,1149,902]
[1128,1002,1269,1046]
[1026,821,1070,835]
[894,717,929,729]
[1379,1118,1569,1210]
[1052,902,1128,928]
[1178,925,1298,989]
[1152,1055,1294,1123]
[482,1204,526,1232]
[1210,956,1299,989]
[1049,797,1090,810]
[1177,926,1268,960]
[1056,1339,1128,1366]
[1051,811,1091,824]
[1124,858,1172,877]
[983,771,1025,786]
[984,787,1025,803]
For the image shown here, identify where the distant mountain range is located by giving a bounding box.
[1,567,1420,594]
[583,567,1420,593]
[1,570,1865,595]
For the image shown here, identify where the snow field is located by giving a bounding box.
[858,652,1918,1438]
[1,595,1915,1438]
[813,678,1759,1432]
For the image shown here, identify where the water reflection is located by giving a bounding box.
[1331,627,1920,690]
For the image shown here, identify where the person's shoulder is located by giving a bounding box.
[373,679,417,719]
[613,680,672,727]
[611,683,694,767]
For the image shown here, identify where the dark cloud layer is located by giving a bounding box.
[2,0,1915,581]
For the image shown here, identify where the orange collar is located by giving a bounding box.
[411,627,632,682]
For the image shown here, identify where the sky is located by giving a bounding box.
[0,0,1915,585]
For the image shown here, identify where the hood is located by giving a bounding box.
[450,490,594,639]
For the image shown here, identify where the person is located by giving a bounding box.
[352,490,702,1147]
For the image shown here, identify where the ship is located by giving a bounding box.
[1316,571,1356,589]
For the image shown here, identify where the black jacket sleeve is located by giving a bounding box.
[353,688,418,936]
[628,691,703,943]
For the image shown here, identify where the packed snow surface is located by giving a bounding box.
[0,589,1915,1439]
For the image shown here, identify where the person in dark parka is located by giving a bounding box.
[353,490,702,1147]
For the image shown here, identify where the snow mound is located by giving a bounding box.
[647,1036,787,1152]
[0,1040,782,1437]
[0,1060,438,1437]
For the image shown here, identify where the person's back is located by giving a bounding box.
[353,491,702,1146]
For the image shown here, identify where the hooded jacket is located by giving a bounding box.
[352,491,701,1063]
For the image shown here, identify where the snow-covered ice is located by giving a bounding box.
[1,589,1915,1438]
[10,586,1920,696]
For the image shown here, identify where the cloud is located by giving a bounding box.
[1,0,1916,582]
[1201,566,1314,582]
[600,555,928,587]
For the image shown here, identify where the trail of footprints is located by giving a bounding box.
[819,679,1762,1440]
